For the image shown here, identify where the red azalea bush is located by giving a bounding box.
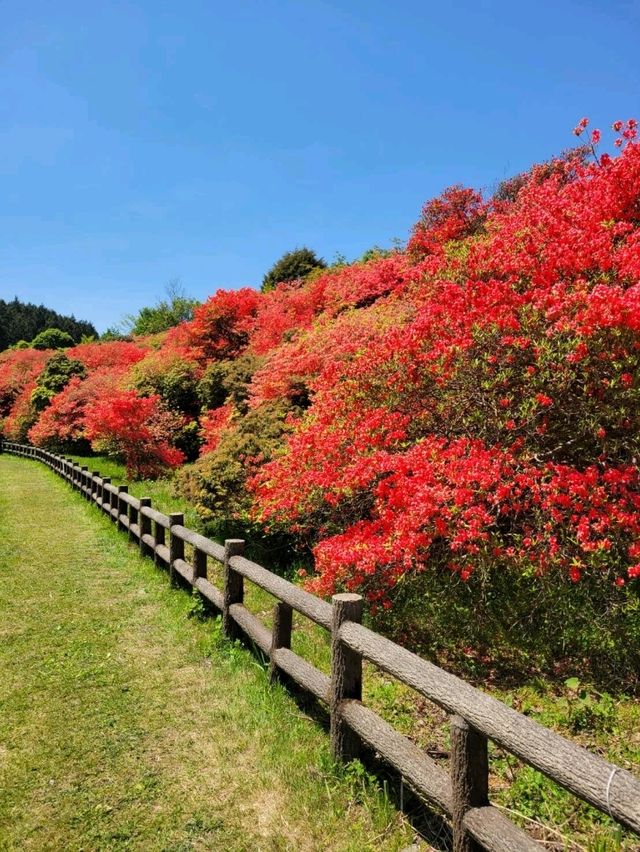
[200,404,235,455]
[2,380,39,441]
[67,340,148,370]
[251,124,640,609]
[0,349,50,417]
[84,389,185,478]
[27,369,122,450]
[179,288,261,362]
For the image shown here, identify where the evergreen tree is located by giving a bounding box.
[261,248,326,293]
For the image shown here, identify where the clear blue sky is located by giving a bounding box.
[1,0,638,332]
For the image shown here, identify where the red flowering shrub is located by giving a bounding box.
[5,120,640,682]
[251,126,640,608]
[84,389,185,478]
[2,380,39,441]
[27,369,122,450]
[0,349,50,416]
[180,288,260,362]
[67,340,148,370]
[249,299,412,407]
[200,404,234,455]
[407,185,487,258]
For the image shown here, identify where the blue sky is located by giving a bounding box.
[1,0,639,332]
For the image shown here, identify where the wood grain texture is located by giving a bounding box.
[331,594,363,763]
[171,525,225,563]
[229,603,271,654]
[339,621,640,834]
[271,648,330,702]
[223,539,245,640]
[229,554,332,629]
[451,716,488,852]
[194,576,224,611]
[341,699,452,813]
[463,807,541,851]
[269,601,293,684]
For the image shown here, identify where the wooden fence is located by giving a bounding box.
[2,440,639,851]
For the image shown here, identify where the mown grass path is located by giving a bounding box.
[0,456,415,851]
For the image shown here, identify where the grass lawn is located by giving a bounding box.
[0,455,418,851]
[40,453,640,850]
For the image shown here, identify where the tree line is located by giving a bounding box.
[0,298,97,352]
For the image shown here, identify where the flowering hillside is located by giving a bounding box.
[2,121,639,662]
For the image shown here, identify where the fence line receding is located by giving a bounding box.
[3,440,639,851]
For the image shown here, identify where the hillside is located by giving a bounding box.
[1,120,639,686]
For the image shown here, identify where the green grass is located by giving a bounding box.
[50,454,640,849]
[0,455,418,851]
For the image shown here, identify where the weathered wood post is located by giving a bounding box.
[269,601,293,684]
[117,486,128,531]
[450,715,489,852]
[154,519,166,567]
[101,477,110,514]
[168,513,184,585]
[193,546,207,581]
[129,499,139,542]
[81,466,89,499]
[222,539,245,640]
[139,498,152,557]
[91,472,100,505]
[330,593,363,763]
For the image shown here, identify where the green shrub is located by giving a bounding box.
[197,354,263,413]
[178,401,303,568]
[30,352,87,412]
[261,247,326,293]
[30,328,75,350]
[131,355,200,416]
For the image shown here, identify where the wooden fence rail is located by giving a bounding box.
[2,440,639,850]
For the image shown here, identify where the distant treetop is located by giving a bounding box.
[121,280,200,337]
[261,247,326,293]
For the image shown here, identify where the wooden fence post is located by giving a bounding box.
[101,477,110,514]
[330,593,363,763]
[139,498,152,557]
[91,472,100,504]
[168,513,184,585]
[222,539,245,640]
[117,486,128,531]
[154,520,165,567]
[193,546,207,581]
[269,601,293,684]
[129,500,138,542]
[450,715,489,852]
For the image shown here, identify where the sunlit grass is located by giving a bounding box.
[29,453,640,850]
[0,455,417,851]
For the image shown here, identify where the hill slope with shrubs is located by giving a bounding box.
[2,120,639,685]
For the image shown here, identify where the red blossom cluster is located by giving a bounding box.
[84,389,184,478]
